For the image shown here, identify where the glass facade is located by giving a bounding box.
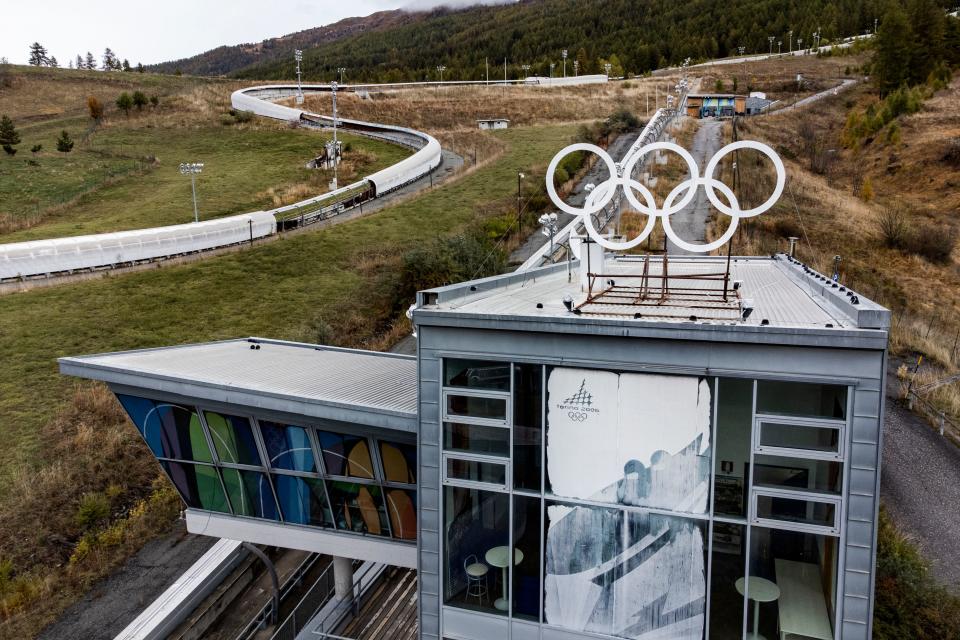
[440,361,848,640]
[116,394,417,543]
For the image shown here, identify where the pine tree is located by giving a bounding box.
[84,51,96,70]
[136,62,145,73]
[132,90,148,110]
[48,56,58,68]
[56,130,74,153]
[102,48,117,71]
[874,5,912,95]
[906,0,945,85]
[116,92,134,116]
[28,42,48,66]
[122,59,131,72]
[0,115,21,155]
[76,54,83,69]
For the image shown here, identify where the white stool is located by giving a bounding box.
[464,555,489,605]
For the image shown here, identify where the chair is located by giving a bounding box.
[463,555,489,605]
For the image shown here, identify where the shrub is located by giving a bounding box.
[149,95,159,107]
[30,144,42,153]
[86,95,103,121]
[714,78,724,92]
[943,138,960,167]
[903,224,957,264]
[75,492,110,529]
[131,90,148,110]
[115,92,133,116]
[56,130,74,153]
[861,176,874,202]
[878,207,908,248]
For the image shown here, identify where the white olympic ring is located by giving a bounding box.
[545,140,786,253]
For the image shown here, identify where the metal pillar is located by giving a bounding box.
[333,556,355,602]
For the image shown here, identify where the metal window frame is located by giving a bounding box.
[441,388,512,427]
[442,451,511,492]
[753,414,846,461]
[750,487,843,536]
[442,420,512,458]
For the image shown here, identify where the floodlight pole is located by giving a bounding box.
[517,171,524,223]
[294,50,304,105]
[778,40,782,55]
[574,60,579,76]
[562,49,568,78]
[338,67,346,84]
[179,163,203,223]
[331,81,339,190]
[789,30,793,54]
[768,36,774,56]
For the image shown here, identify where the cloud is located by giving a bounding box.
[403,0,516,11]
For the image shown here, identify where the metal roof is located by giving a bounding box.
[414,255,890,349]
[59,339,418,431]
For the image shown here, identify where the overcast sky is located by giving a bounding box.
[3,1,513,67]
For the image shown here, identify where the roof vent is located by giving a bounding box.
[562,295,574,311]
[851,295,860,305]
[536,303,544,309]
[761,318,770,326]
[689,315,698,322]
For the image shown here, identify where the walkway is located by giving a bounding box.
[665,119,724,255]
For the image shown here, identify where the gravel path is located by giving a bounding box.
[880,368,960,589]
[666,119,723,255]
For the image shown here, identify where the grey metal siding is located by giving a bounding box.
[418,335,442,640]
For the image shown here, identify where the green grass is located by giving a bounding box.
[0,123,575,482]
[0,123,409,241]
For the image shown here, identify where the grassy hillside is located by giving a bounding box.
[0,66,409,240]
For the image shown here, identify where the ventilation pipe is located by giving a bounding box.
[787,236,799,257]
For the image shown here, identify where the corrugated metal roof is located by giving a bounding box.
[425,255,886,332]
[59,339,417,418]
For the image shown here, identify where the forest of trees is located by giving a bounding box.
[212,0,955,82]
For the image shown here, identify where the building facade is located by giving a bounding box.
[60,253,889,640]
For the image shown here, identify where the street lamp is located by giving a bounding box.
[179,163,204,223]
[798,37,803,53]
[738,46,746,57]
[604,62,612,78]
[330,81,339,190]
[562,49,568,78]
[573,60,579,76]
[778,40,782,55]
[789,30,794,54]
[517,171,525,225]
[294,50,304,105]
[521,64,531,80]
[768,36,775,55]
[539,212,559,256]
[337,67,346,84]
[549,62,555,78]
[436,65,446,83]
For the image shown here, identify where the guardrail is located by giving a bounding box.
[234,553,329,640]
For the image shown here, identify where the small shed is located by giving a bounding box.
[685,94,747,118]
[477,118,510,130]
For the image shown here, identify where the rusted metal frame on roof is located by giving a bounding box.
[581,300,741,312]
[574,308,739,320]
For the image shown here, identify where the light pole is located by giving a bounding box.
[539,212,559,256]
[521,64,531,80]
[337,67,346,84]
[517,171,525,227]
[798,38,803,53]
[789,30,794,54]
[604,62,612,78]
[436,65,446,83]
[562,49,568,78]
[330,81,339,189]
[573,60,579,76]
[179,163,204,223]
[778,40,782,55]
[874,18,878,34]
[768,36,775,56]
[738,45,746,57]
[549,62,555,78]
[294,50,304,105]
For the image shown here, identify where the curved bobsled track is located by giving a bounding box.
[0,84,444,283]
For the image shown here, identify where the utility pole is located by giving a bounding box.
[521,64,531,80]
[179,163,204,223]
[337,67,346,84]
[778,40,782,55]
[573,60,579,76]
[517,171,525,227]
[768,36,775,56]
[798,37,803,53]
[562,49,568,78]
[789,29,794,54]
[330,81,339,190]
[294,50,304,105]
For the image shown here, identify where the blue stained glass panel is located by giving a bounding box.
[260,422,316,472]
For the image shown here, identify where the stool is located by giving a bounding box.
[464,554,489,605]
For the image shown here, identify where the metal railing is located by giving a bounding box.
[234,553,328,640]
[307,563,385,639]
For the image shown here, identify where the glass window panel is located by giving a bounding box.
[443,486,509,616]
[617,512,706,638]
[443,423,509,457]
[160,461,229,513]
[512,495,540,621]
[759,421,841,455]
[444,359,510,391]
[513,364,543,491]
[713,378,752,519]
[709,522,746,639]
[260,421,316,472]
[385,488,418,540]
[755,494,837,529]
[117,395,212,462]
[327,481,388,535]
[316,431,375,479]
[204,411,261,466]
[379,441,417,484]
[445,394,507,421]
[543,501,622,634]
[272,474,332,528]
[220,468,279,520]
[756,381,847,420]
[753,455,842,494]
[446,458,507,485]
[747,527,837,639]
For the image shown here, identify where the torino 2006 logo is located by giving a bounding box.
[546,140,786,253]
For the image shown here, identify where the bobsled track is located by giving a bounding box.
[0,84,446,284]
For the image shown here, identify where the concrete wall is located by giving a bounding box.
[416,324,886,640]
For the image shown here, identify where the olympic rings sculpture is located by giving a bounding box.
[545,140,786,253]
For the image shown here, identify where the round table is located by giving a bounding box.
[735,576,780,640]
[485,546,524,611]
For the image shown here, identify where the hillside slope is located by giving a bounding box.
[147,10,419,76]
[156,0,892,81]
